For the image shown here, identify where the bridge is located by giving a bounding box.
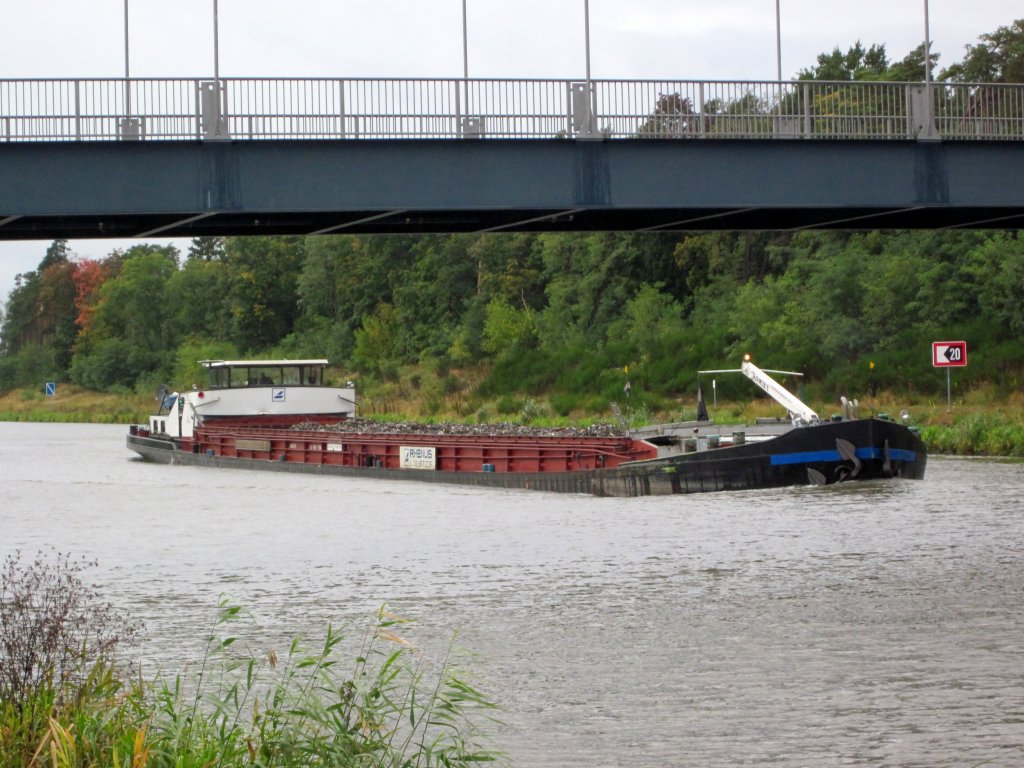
[1,76,1023,238]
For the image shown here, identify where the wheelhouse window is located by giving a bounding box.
[205,362,326,388]
[302,366,323,386]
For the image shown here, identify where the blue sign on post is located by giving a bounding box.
[44,381,56,397]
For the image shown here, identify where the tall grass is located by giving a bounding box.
[140,599,500,768]
[921,413,1024,457]
[2,590,501,767]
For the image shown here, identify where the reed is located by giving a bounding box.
[2,592,501,768]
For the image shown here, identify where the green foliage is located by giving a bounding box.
[186,235,226,262]
[354,303,404,378]
[69,337,142,390]
[223,237,304,352]
[797,41,938,83]
[5,223,1024,414]
[167,256,230,339]
[137,599,501,768]
[798,41,893,81]
[481,297,536,357]
[171,337,240,388]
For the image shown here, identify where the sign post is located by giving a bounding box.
[932,341,967,412]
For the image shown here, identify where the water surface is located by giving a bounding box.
[1,422,1022,766]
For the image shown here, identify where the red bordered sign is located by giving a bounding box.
[932,341,967,367]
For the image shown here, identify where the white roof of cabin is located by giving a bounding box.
[201,359,329,368]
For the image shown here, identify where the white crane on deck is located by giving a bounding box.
[699,355,819,427]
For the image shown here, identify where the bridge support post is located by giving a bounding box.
[570,82,599,139]
[198,80,230,140]
[119,117,141,141]
[909,85,939,141]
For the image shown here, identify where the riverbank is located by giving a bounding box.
[2,383,1022,456]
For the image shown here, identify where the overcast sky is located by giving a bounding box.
[1,0,1020,302]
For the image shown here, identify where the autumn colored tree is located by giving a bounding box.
[72,259,110,340]
[0,241,79,385]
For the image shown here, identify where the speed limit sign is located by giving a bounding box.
[932,341,967,367]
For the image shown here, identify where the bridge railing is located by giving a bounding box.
[1,77,1022,142]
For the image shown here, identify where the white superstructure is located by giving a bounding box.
[148,359,357,438]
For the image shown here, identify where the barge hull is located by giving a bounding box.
[127,418,925,497]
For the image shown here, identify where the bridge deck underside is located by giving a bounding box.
[1,139,1022,239]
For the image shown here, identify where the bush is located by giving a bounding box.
[495,395,523,415]
[0,550,139,710]
[550,392,580,417]
[0,550,140,766]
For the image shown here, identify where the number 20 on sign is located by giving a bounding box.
[932,340,967,412]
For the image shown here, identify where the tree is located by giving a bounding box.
[167,257,230,338]
[391,235,477,360]
[0,241,79,381]
[223,237,304,351]
[798,42,891,81]
[71,248,180,389]
[73,259,110,339]
[637,93,698,136]
[186,236,226,262]
[39,239,70,271]
[941,20,1024,83]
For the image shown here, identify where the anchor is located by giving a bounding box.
[806,438,862,486]
[833,438,861,482]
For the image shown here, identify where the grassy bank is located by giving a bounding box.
[0,384,150,424]
[2,380,1023,456]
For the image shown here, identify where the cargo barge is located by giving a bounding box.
[126,358,927,497]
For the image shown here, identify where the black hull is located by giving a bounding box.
[127,418,925,497]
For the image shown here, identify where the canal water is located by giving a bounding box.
[1,422,1022,767]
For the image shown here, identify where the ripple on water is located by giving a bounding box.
[1,428,1022,767]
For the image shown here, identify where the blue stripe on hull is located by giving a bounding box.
[770,447,917,466]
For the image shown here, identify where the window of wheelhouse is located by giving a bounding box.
[301,365,323,386]
[207,366,233,389]
[280,366,301,386]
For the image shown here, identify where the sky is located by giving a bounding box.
[0,0,1020,303]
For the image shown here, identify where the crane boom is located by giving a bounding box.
[697,357,820,426]
[740,358,818,425]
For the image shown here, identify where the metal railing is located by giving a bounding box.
[1,77,1022,142]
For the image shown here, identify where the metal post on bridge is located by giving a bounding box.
[200,0,231,140]
[917,0,939,140]
[119,0,141,140]
[572,0,599,138]
[458,0,484,138]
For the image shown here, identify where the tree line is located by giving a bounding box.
[2,228,1021,412]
